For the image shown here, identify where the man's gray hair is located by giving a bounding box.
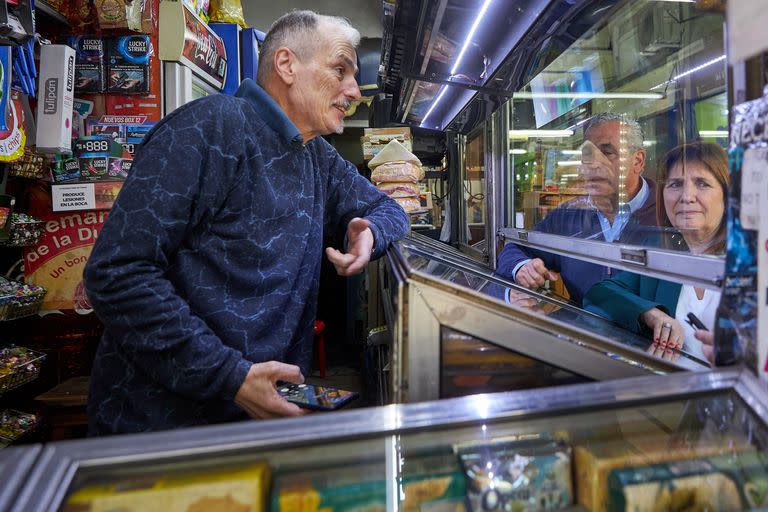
[583,112,644,152]
[256,10,361,86]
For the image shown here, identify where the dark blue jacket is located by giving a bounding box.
[497,182,657,305]
[83,80,409,434]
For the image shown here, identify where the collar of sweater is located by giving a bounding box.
[235,79,304,149]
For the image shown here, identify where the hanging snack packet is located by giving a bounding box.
[208,0,246,27]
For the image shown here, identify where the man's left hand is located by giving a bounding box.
[326,217,375,276]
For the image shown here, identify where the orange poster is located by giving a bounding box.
[23,211,108,312]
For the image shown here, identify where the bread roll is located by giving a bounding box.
[371,161,425,183]
[368,139,421,170]
[377,182,420,197]
[394,197,422,212]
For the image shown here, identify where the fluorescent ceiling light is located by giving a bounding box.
[643,140,656,147]
[651,55,726,90]
[514,91,663,100]
[421,0,492,127]
[421,86,449,126]
[653,0,695,2]
[560,149,582,155]
[509,149,527,155]
[699,130,729,138]
[557,161,582,167]
[560,173,579,178]
[509,129,574,138]
[451,0,493,75]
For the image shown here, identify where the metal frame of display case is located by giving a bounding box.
[384,233,710,404]
[8,369,768,511]
[0,445,41,511]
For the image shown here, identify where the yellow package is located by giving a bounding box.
[62,462,270,512]
[208,0,247,28]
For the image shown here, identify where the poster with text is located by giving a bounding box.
[23,211,108,312]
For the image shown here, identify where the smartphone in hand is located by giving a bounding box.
[276,382,359,411]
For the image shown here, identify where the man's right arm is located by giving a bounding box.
[497,213,563,287]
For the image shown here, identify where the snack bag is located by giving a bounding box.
[208,0,246,27]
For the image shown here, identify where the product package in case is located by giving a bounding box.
[107,35,151,94]
[35,44,75,154]
[607,451,768,511]
[457,438,573,511]
[68,36,105,93]
[272,464,386,511]
[61,462,270,511]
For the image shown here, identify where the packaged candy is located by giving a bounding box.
[457,438,573,511]
[208,0,246,27]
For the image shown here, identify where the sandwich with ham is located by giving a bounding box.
[368,139,424,183]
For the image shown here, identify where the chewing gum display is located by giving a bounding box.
[107,35,151,94]
[68,36,105,94]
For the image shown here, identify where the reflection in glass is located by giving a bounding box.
[398,236,709,371]
[440,326,589,398]
[464,129,485,247]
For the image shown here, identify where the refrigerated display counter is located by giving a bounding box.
[9,369,768,511]
[379,232,709,403]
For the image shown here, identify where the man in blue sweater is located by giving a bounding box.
[83,11,409,434]
[497,113,657,305]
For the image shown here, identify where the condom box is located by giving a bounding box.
[36,44,76,154]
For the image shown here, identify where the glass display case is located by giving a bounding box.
[0,444,40,511]
[380,232,708,404]
[8,369,768,511]
[498,0,727,289]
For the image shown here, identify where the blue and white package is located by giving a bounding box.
[68,36,105,93]
[107,35,151,94]
[0,47,11,131]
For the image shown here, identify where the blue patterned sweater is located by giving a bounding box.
[83,79,409,434]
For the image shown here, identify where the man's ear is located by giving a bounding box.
[273,47,297,85]
[633,149,646,175]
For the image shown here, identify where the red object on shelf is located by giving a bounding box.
[6,0,20,7]
[313,320,326,379]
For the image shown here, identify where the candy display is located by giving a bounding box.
[458,438,573,511]
[0,213,44,247]
[8,150,46,179]
[0,276,46,321]
[0,345,44,394]
[62,463,270,511]
[0,409,38,441]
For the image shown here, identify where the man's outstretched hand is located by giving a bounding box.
[325,217,375,276]
[234,361,307,419]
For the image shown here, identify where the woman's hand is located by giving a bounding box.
[640,307,684,350]
[694,330,715,366]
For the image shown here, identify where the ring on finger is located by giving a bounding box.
[661,322,672,329]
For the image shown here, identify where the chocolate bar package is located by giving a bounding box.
[607,451,768,511]
[457,438,572,511]
[272,464,386,511]
[68,36,105,93]
[107,35,151,94]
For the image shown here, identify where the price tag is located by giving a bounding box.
[741,148,768,230]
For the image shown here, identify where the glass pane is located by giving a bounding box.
[440,326,589,398]
[397,237,710,371]
[398,390,768,511]
[464,129,486,246]
[60,438,386,510]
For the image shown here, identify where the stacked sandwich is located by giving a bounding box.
[368,139,425,213]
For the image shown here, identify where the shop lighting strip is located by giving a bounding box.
[699,130,729,138]
[421,0,493,126]
[513,91,663,100]
[651,55,726,90]
[508,129,574,138]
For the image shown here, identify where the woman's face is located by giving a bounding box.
[663,161,725,247]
